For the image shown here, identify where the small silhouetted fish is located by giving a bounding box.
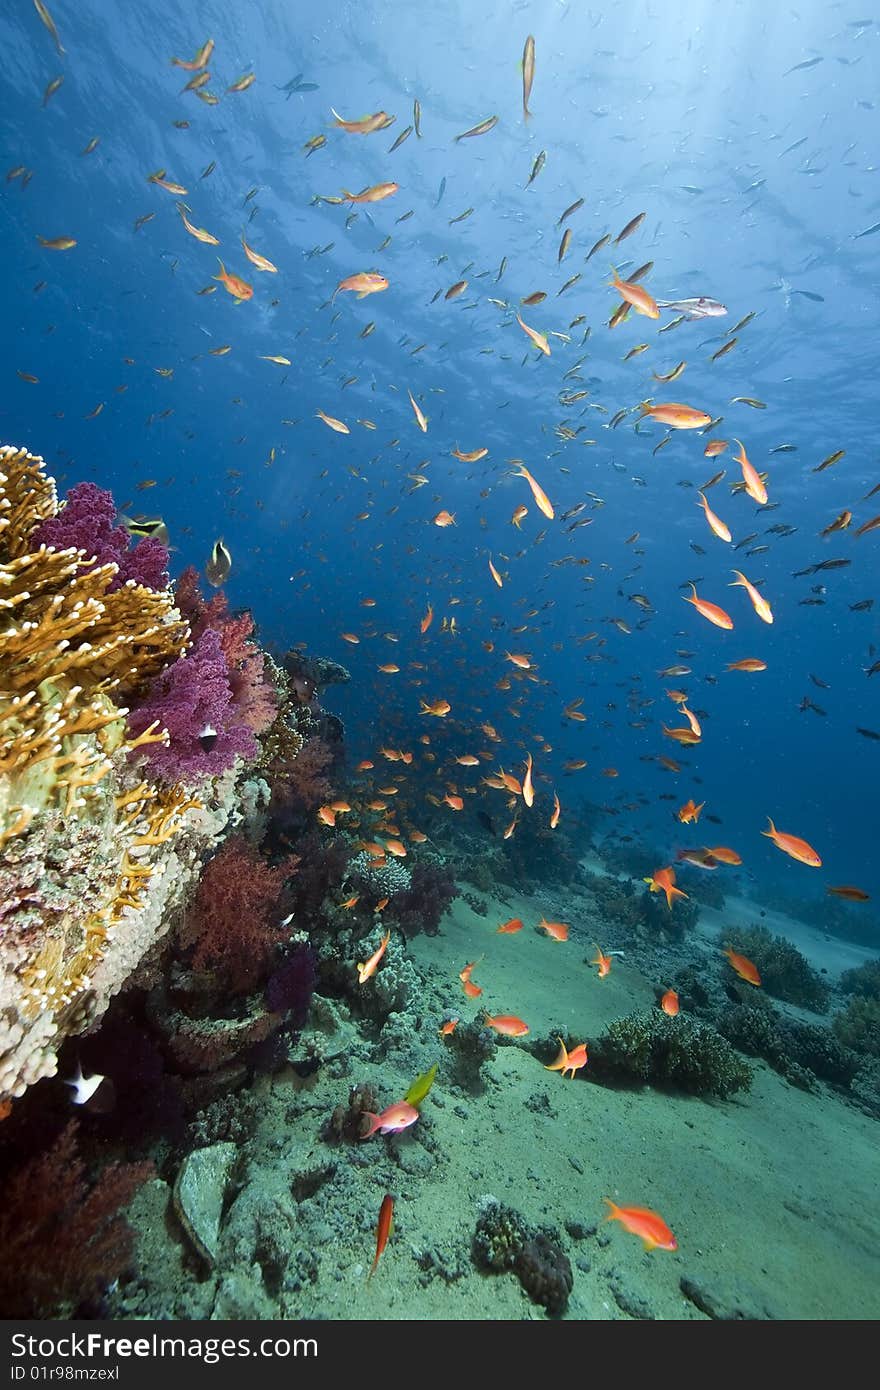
[477,810,496,836]
[856,727,880,740]
[784,56,823,74]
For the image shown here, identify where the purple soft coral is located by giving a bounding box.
[127,629,256,780]
[32,481,169,592]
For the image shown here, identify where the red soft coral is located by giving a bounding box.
[0,1123,152,1316]
[270,734,334,813]
[180,836,298,995]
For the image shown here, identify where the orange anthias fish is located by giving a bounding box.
[545,1038,588,1079]
[733,438,768,505]
[497,918,524,934]
[639,401,712,430]
[343,182,399,203]
[516,313,551,355]
[676,847,719,870]
[730,570,773,624]
[660,989,680,1017]
[522,752,535,807]
[420,698,451,716]
[827,885,870,902]
[357,929,391,984]
[677,798,704,824]
[591,946,613,978]
[604,1200,677,1252]
[335,271,389,300]
[644,866,688,909]
[610,270,659,318]
[550,790,561,829]
[724,946,761,987]
[683,584,734,630]
[331,107,392,134]
[360,1101,419,1138]
[726,658,767,672]
[369,1193,394,1279]
[762,818,821,867]
[511,461,554,519]
[483,1013,530,1037]
[698,491,732,543]
[213,259,253,300]
[439,1017,460,1035]
[706,845,742,866]
[539,918,569,942]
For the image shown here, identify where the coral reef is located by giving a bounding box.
[321,1082,379,1143]
[717,1002,860,1090]
[839,959,880,1001]
[127,630,258,782]
[588,1010,752,1098]
[0,445,224,1106]
[179,835,297,995]
[31,480,170,592]
[832,997,880,1059]
[717,925,829,1011]
[384,859,458,938]
[472,1197,573,1316]
[446,1017,498,1092]
[0,1121,152,1316]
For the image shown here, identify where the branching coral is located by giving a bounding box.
[588,1010,752,1098]
[0,445,228,1106]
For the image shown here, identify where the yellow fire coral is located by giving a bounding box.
[0,445,228,1106]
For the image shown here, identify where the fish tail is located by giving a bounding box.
[602,1198,619,1222]
[762,817,776,838]
[359,1112,381,1140]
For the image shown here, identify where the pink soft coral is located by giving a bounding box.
[173,566,277,735]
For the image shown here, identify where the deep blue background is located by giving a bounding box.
[2,0,878,917]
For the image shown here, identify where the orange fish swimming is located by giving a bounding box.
[369,1193,394,1279]
[724,945,761,986]
[604,1200,677,1251]
[550,790,561,828]
[726,658,767,673]
[677,798,704,825]
[762,818,821,867]
[539,918,569,942]
[591,945,613,978]
[730,570,773,624]
[639,401,712,430]
[331,108,392,134]
[826,885,870,902]
[343,182,399,203]
[360,1101,419,1138]
[610,269,659,318]
[683,584,734,630]
[483,1013,530,1037]
[511,461,554,519]
[698,491,732,543]
[335,271,389,300]
[357,929,391,984]
[497,918,524,934]
[420,698,451,717]
[213,259,253,300]
[439,1017,460,1035]
[522,752,535,807]
[660,989,679,1017]
[516,313,551,356]
[644,866,688,909]
[705,845,742,866]
[545,1038,588,1079]
[733,438,768,505]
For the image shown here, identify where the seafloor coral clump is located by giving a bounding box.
[832,996,880,1059]
[383,859,458,938]
[717,1003,860,1090]
[472,1197,573,1317]
[839,959,880,1001]
[0,445,222,1106]
[446,1017,498,1092]
[321,1082,379,1144]
[641,882,700,940]
[718,925,829,1011]
[588,1010,752,1098]
[0,1121,152,1316]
